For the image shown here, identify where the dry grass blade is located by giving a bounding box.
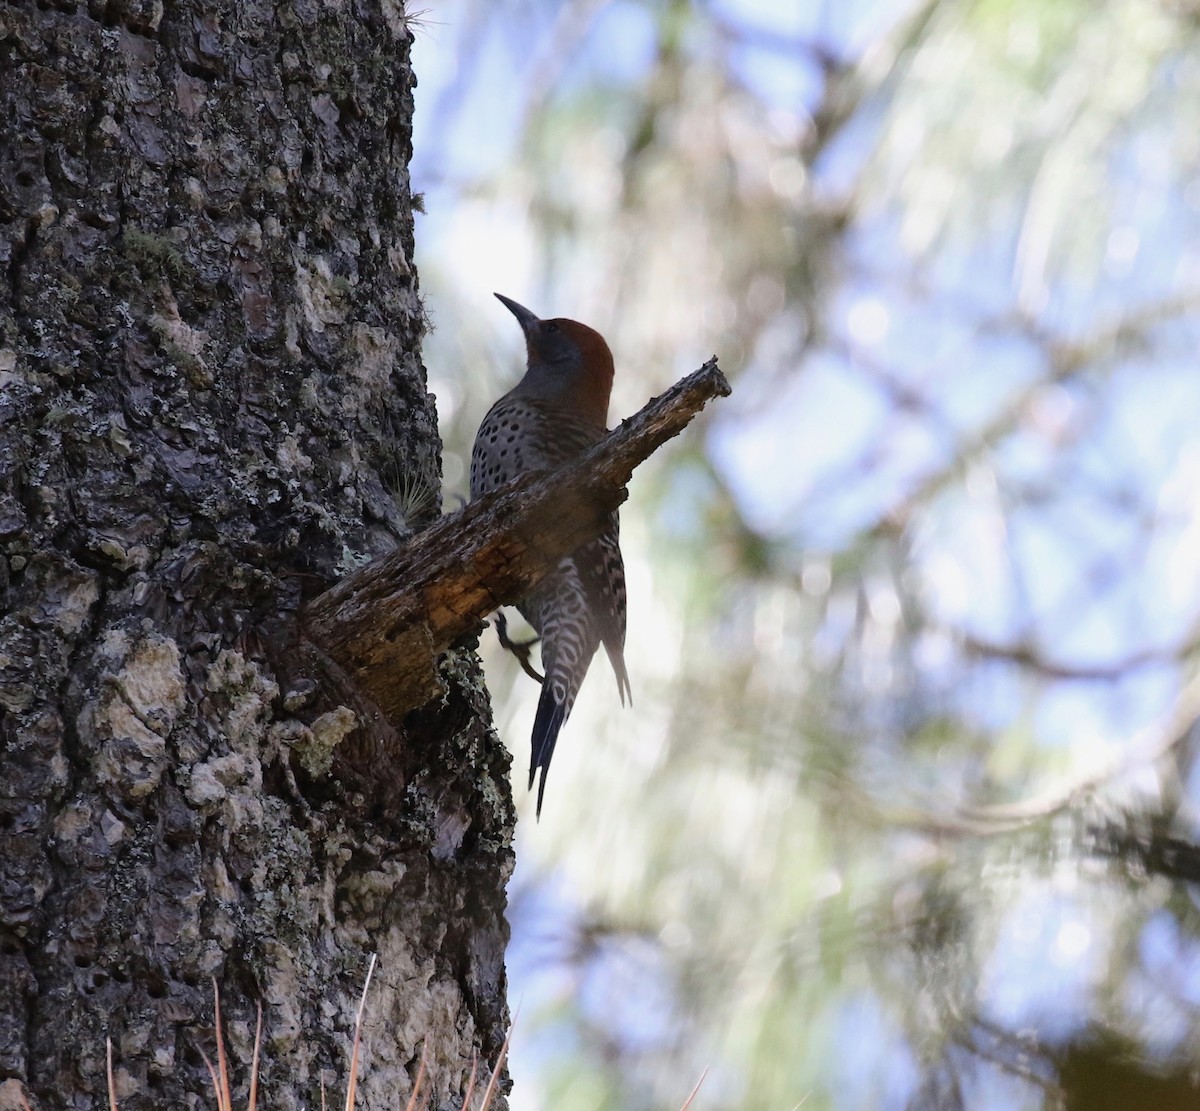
[212,979,232,1111]
[248,1001,263,1111]
[460,1053,479,1111]
[343,953,377,1111]
[678,1067,709,1111]
[201,1050,223,1111]
[401,1044,429,1111]
[107,1037,119,1111]
[477,1020,514,1111]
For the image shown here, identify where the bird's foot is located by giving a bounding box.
[494,612,545,684]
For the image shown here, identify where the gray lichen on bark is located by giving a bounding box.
[0,2,513,1108]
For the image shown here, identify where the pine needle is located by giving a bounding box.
[200,1050,223,1111]
[460,1053,479,1111]
[401,1044,429,1111]
[213,979,232,1111]
[678,1066,709,1111]
[248,1002,263,1111]
[477,1019,514,1111]
[343,953,377,1111]
[106,1037,119,1111]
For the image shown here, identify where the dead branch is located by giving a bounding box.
[301,358,731,720]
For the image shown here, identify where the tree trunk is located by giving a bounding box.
[0,3,513,1108]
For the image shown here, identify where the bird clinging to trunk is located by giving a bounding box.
[471,293,631,816]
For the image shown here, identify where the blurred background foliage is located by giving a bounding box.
[409,0,1200,1106]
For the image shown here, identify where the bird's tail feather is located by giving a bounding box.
[605,641,632,708]
[530,684,569,818]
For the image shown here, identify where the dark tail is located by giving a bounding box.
[529,681,569,818]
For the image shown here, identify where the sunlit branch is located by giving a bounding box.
[956,670,1200,827]
[958,631,1200,683]
[859,289,1200,541]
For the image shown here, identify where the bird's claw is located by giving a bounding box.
[494,612,545,684]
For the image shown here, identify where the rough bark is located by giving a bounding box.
[0,3,512,1109]
[302,359,731,721]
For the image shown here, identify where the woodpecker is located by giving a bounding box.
[471,293,631,816]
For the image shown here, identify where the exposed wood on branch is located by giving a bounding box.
[301,358,731,720]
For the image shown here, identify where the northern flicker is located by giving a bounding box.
[471,293,631,815]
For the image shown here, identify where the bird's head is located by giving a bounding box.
[496,293,615,428]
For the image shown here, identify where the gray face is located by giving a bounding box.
[531,320,582,368]
[494,292,613,426]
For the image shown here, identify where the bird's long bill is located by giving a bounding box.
[494,292,540,335]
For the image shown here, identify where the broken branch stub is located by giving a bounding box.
[301,357,731,719]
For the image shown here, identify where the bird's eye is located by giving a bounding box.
[544,321,560,334]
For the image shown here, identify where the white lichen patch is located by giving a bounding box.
[96,533,154,572]
[353,942,472,1107]
[185,752,262,809]
[294,254,348,333]
[149,295,209,358]
[260,942,306,1048]
[336,543,373,574]
[439,647,488,697]
[205,649,280,752]
[46,570,100,635]
[100,809,127,846]
[266,717,308,754]
[274,705,357,777]
[347,323,397,400]
[276,433,313,474]
[89,633,185,799]
[53,800,93,846]
[337,859,408,926]
[98,626,131,662]
[115,635,186,728]
[204,852,239,905]
[95,696,167,798]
